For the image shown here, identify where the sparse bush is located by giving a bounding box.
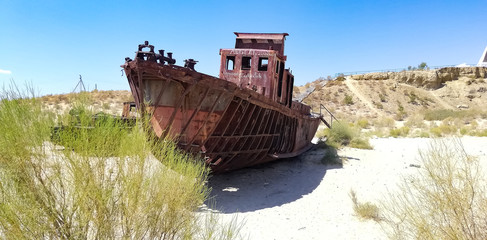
[102,102,110,110]
[350,190,380,221]
[407,91,418,105]
[381,139,487,239]
[424,109,462,121]
[395,101,407,120]
[429,126,442,137]
[0,88,241,239]
[473,129,487,137]
[374,117,395,128]
[356,118,370,129]
[349,137,373,149]
[320,122,353,148]
[429,123,457,137]
[389,126,410,138]
[419,131,430,138]
[321,121,372,149]
[460,126,469,135]
[373,101,384,109]
[405,114,425,128]
[336,74,345,81]
[343,94,354,105]
[326,79,344,87]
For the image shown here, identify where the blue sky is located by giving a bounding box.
[1,0,486,95]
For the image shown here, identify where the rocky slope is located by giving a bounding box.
[296,67,487,122]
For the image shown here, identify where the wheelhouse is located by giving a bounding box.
[219,33,294,107]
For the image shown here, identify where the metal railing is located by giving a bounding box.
[319,104,338,128]
[334,64,479,77]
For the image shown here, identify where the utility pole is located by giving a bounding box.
[73,74,86,93]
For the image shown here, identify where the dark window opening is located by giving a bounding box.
[226,56,235,70]
[277,62,284,97]
[242,56,251,70]
[258,57,268,71]
[287,75,293,107]
[275,60,280,74]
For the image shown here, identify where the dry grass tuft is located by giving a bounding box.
[350,189,381,221]
[381,139,487,239]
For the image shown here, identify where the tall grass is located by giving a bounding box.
[0,88,240,239]
[320,121,372,149]
[381,139,487,239]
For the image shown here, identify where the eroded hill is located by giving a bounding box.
[297,67,487,123]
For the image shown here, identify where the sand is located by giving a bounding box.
[205,137,487,240]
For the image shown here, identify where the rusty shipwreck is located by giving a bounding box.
[122,33,329,173]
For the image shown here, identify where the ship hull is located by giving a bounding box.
[123,60,320,173]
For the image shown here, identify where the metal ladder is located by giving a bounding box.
[319,104,338,128]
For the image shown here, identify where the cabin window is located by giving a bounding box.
[275,60,280,74]
[241,56,252,70]
[258,57,268,71]
[226,56,235,70]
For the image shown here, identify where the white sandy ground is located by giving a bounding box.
[203,137,487,240]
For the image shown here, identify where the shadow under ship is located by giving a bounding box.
[122,33,329,173]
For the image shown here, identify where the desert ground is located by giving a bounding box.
[206,136,487,240]
[37,66,487,239]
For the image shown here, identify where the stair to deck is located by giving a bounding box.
[319,116,332,128]
[319,104,338,129]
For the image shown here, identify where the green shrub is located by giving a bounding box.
[320,122,372,149]
[474,129,487,137]
[389,126,410,138]
[374,117,395,128]
[0,89,241,239]
[343,94,354,105]
[407,92,418,104]
[395,101,407,120]
[428,123,457,137]
[102,102,110,110]
[349,138,372,149]
[404,114,425,128]
[381,139,487,239]
[356,118,370,129]
[373,101,384,109]
[424,109,462,121]
[429,126,442,137]
[419,131,430,138]
[323,122,353,148]
[389,128,400,137]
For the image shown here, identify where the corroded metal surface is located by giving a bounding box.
[122,34,320,173]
